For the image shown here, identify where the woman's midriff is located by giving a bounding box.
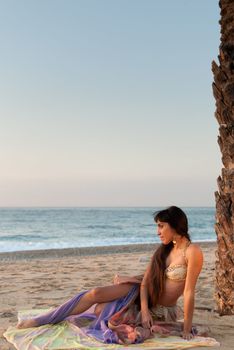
[157,279,185,306]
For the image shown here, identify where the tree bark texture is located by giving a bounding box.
[212,0,234,315]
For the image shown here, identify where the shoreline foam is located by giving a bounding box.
[0,241,217,261]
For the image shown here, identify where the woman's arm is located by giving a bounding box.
[140,264,153,328]
[183,244,203,339]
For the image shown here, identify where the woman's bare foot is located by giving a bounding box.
[16,319,38,329]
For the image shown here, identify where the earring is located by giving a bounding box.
[172,240,177,245]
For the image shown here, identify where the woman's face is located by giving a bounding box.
[156,220,177,245]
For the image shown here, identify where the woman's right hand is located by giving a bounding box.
[113,274,142,285]
[113,274,129,284]
[141,309,153,329]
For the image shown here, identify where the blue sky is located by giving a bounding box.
[0,0,221,207]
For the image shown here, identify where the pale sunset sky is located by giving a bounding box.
[0,0,221,207]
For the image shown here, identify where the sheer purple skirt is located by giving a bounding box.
[32,285,140,344]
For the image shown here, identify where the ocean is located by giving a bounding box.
[0,207,216,253]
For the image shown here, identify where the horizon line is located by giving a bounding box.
[0,205,216,209]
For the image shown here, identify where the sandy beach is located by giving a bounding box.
[0,242,233,350]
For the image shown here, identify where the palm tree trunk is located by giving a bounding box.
[212,0,234,315]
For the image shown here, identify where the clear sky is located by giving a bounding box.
[0,0,221,207]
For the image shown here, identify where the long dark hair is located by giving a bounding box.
[146,206,191,307]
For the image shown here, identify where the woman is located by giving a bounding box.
[17,206,203,344]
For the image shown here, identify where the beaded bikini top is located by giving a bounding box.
[165,242,191,282]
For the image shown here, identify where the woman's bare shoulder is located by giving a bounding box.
[188,242,202,251]
[187,243,203,259]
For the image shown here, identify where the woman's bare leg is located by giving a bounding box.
[70,283,133,315]
[17,283,133,328]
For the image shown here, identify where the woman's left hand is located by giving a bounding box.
[181,331,194,340]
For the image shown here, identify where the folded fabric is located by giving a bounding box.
[4,308,220,350]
